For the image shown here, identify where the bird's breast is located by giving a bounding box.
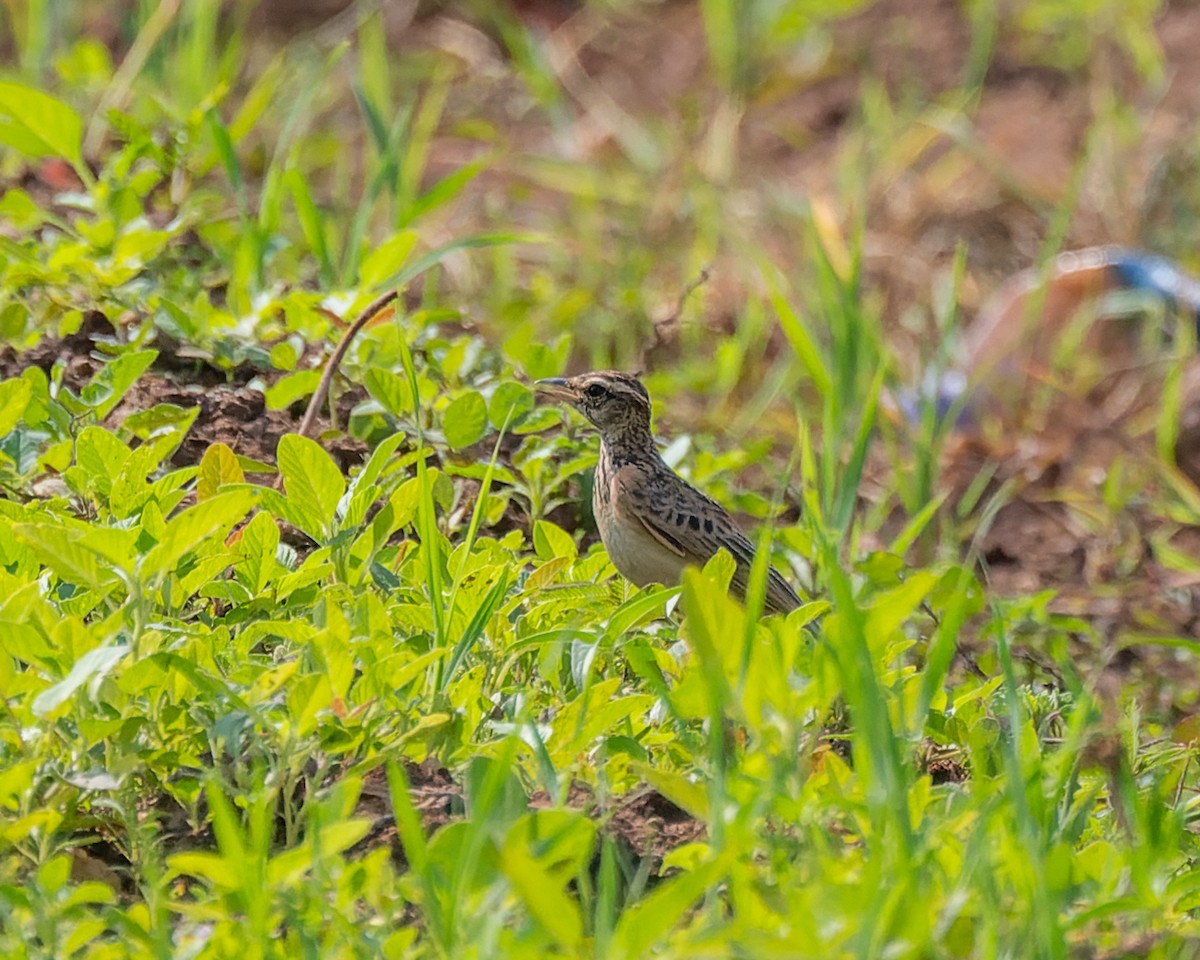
[593,460,689,588]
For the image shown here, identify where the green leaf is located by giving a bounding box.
[0,83,83,170]
[766,270,832,399]
[344,432,405,527]
[604,586,676,640]
[32,644,129,718]
[442,391,488,449]
[0,429,40,475]
[406,156,489,222]
[629,764,709,820]
[13,523,127,592]
[0,188,46,229]
[284,168,333,283]
[0,377,32,436]
[121,402,200,441]
[276,434,346,538]
[443,568,510,687]
[206,109,244,210]
[488,381,534,430]
[167,851,241,891]
[80,350,158,420]
[376,231,543,292]
[359,231,418,288]
[230,508,277,592]
[110,443,172,519]
[198,443,245,500]
[364,368,414,417]
[75,425,131,493]
[533,520,576,561]
[264,369,321,411]
[864,570,939,644]
[139,489,258,581]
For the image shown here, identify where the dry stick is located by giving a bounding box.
[274,289,399,490]
[667,266,711,327]
[639,267,711,372]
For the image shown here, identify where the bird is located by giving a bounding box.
[535,371,802,615]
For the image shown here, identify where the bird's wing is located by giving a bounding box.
[614,465,801,614]
[620,468,800,613]
[622,470,754,562]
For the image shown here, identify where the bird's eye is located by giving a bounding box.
[585,383,607,400]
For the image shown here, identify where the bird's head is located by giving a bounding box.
[535,370,652,439]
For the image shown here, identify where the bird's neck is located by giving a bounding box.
[600,425,660,466]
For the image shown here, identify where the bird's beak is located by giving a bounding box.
[534,377,577,404]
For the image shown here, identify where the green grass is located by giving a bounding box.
[1,1,1199,957]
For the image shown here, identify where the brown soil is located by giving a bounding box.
[0,313,368,475]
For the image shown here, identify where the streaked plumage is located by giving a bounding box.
[536,371,801,614]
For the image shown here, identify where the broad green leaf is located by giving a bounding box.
[0,377,32,436]
[442,390,488,449]
[267,819,372,884]
[680,566,740,714]
[264,369,321,410]
[13,523,127,592]
[630,764,710,820]
[363,368,413,417]
[110,443,173,519]
[344,432,406,527]
[247,661,298,704]
[0,188,45,229]
[1,429,41,475]
[167,852,241,891]
[3,808,64,843]
[121,402,200,442]
[75,425,131,492]
[276,434,346,538]
[350,432,406,497]
[80,349,158,420]
[864,570,939,646]
[250,485,325,544]
[488,381,534,429]
[359,230,418,288]
[533,519,576,561]
[604,586,676,640]
[234,511,281,594]
[139,488,258,580]
[0,83,83,169]
[198,443,244,500]
[0,760,37,808]
[32,643,129,717]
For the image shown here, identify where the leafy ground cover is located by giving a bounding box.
[2,0,1200,956]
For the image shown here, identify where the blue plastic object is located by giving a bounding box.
[1105,248,1200,331]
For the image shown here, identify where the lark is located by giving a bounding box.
[536,371,801,614]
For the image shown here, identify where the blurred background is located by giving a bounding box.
[6,0,1198,379]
